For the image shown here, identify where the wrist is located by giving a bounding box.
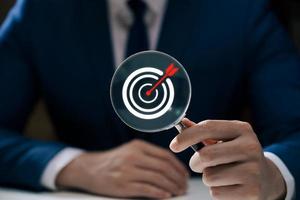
[41,148,84,190]
[265,158,286,200]
[56,152,89,189]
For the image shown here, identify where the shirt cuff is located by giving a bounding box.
[40,147,84,190]
[264,152,295,200]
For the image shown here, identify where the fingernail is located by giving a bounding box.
[182,118,195,127]
[169,138,178,152]
[182,118,189,123]
[181,118,189,126]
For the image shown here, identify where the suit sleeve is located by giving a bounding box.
[245,0,300,194]
[0,0,66,190]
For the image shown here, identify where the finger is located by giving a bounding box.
[189,139,250,172]
[181,118,196,127]
[128,182,172,199]
[182,118,219,146]
[170,120,251,152]
[182,118,218,146]
[137,140,189,177]
[134,154,188,190]
[131,168,183,196]
[202,162,248,187]
[210,185,252,200]
[189,152,204,173]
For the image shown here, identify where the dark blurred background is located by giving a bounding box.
[272,0,300,48]
[0,0,300,139]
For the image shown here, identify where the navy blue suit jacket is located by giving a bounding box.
[1,0,300,193]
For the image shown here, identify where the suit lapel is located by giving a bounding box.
[157,0,194,61]
[82,1,139,143]
[81,1,114,95]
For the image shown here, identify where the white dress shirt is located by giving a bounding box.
[40,1,295,199]
[109,0,167,67]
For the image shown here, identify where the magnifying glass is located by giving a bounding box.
[110,50,201,151]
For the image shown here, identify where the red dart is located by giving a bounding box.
[146,63,179,96]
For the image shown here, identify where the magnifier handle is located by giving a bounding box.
[175,122,204,152]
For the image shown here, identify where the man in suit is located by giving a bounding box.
[0,0,299,199]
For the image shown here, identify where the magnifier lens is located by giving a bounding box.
[110,51,191,133]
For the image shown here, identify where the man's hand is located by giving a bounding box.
[169,119,286,200]
[56,139,189,199]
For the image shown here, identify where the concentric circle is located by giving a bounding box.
[122,67,175,120]
[110,50,191,132]
[138,84,158,104]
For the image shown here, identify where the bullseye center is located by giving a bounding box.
[138,84,158,104]
[146,90,151,96]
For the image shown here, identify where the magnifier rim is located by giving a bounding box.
[110,50,192,133]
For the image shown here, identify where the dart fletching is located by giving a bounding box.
[166,63,179,77]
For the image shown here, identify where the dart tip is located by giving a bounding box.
[146,90,151,96]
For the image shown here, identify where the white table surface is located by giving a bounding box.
[0,178,212,200]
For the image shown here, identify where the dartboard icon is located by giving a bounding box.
[122,64,178,120]
[110,50,191,132]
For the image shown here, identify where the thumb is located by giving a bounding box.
[181,118,196,128]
